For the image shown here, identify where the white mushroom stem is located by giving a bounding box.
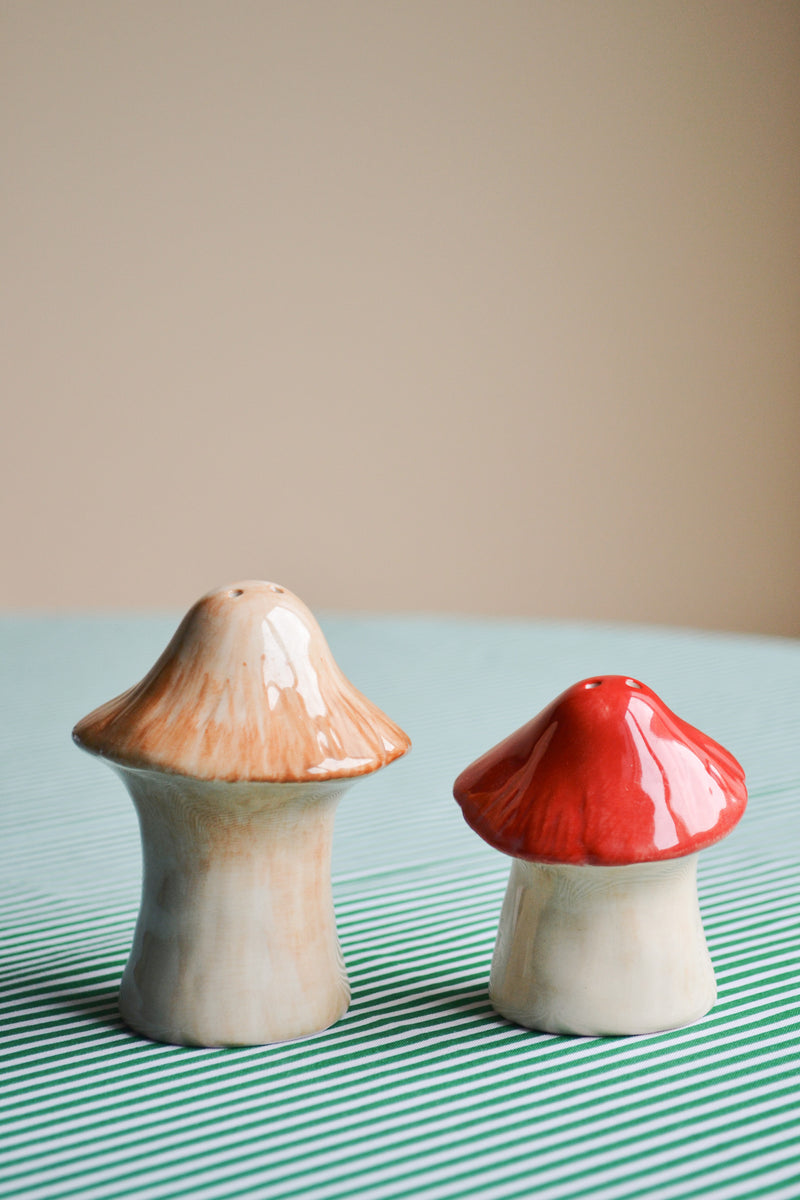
[115,768,351,1047]
[490,854,716,1036]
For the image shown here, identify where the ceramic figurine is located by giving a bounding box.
[73,581,410,1047]
[453,676,746,1036]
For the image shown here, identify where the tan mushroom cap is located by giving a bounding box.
[73,581,411,783]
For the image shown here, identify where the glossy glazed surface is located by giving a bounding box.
[117,771,351,1047]
[454,675,746,865]
[73,581,411,782]
[71,581,411,1045]
[490,856,716,1035]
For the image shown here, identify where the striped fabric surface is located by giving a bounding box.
[1,614,799,1199]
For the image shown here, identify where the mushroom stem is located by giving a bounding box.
[116,768,350,1047]
[490,855,716,1036]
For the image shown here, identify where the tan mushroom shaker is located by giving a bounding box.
[454,675,747,1035]
[73,581,410,1047]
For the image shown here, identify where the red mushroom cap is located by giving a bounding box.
[453,675,747,866]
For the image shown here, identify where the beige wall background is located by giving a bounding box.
[2,1,799,634]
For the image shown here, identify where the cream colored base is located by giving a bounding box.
[490,856,716,1036]
[117,769,350,1047]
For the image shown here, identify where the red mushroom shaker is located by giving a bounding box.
[454,676,747,1035]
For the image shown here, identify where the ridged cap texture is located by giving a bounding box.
[74,581,410,783]
[454,675,746,865]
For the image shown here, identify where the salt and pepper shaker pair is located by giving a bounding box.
[73,581,747,1047]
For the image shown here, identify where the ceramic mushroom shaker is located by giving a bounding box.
[73,581,410,1046]
[454,676,747,1036]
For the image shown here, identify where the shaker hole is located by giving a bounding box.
[585,680,602,688]
[228,589,244,598]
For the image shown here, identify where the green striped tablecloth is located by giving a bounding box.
[1,614,798,1199]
